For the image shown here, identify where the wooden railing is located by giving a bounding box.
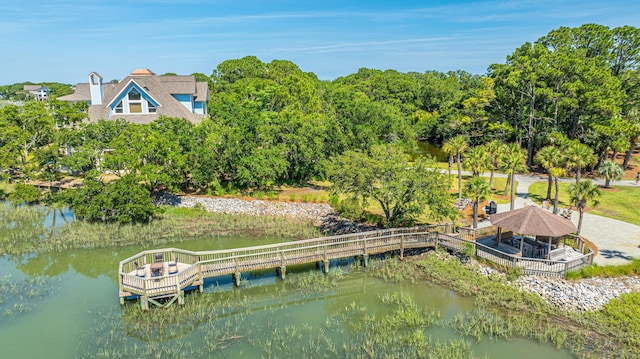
[118,222,594,309]
[118,225,452,307]
[438,232,594,278]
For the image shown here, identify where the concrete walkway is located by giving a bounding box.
[483,173,640,266]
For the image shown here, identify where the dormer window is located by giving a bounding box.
[148,101,157,113]
[115,101,123,114]
[128,89,142,113]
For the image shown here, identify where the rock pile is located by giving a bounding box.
[471,261,640,312]
[154,193,335,224]
[513,275,640,312]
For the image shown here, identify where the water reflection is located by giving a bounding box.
[412,141,447,162]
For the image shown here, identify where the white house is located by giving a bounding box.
[23,85,49,100]
[58,69,209,124]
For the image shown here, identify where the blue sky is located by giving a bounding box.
[1,0,639,84]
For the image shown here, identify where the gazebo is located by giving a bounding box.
[490,205,577,259]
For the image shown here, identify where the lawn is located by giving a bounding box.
[528,181,640,226]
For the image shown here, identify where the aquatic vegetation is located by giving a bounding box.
[0,205,322,255]
[0,274,56,322]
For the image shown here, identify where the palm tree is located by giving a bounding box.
[463,177,490,228]
[565,142,596,185]
[569,179,601,235]
[463,146,491,177]
[443,135,468,199]
[597,160,623,188]
[484,140,504,189]
[549,166,565,214]
[500,143,527,210]
[535,145,564,200]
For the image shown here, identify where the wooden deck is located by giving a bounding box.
[118,223,594,310]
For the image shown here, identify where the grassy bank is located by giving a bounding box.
[409,250,639,358]
[566,259,640,279]
[528,181,640,226]
[0,205,322,256]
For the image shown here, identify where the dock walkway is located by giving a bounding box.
[118,223,593,310]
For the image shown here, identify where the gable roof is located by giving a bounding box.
[64,70,209,124]
[57,83,91,102]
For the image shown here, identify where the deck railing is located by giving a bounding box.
[118,222,594,308]
[439,231,594,278]
[119,225,448,303]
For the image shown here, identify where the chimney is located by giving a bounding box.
[88,72,103,105]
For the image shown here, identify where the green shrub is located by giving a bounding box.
[7,184,42,204]
[60,174,158,224]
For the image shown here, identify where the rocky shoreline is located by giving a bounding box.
[475,264,640,312]
[154,193,378,234]
[156,193,639,313]
[155,193,334,222]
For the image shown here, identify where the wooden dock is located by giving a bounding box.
[118,225,454,310]
[118,222,593,310]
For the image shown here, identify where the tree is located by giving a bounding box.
[569,179,601,235]
[549,166,566,214]
[442,135,468,199]
[63,174,158,224]
[327,144,455,227]
[535,145,564,200]
[0,101,55,173]
[565,141,596,185]
[463,146,491,177]
[483,140,504,188]
[463,177,490,228]
[597,160,623,188]
[500,143,527,210]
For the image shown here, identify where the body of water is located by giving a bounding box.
[0,205,573,358]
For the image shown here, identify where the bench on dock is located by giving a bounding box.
[499,231,513,245]
[548,247,571,261]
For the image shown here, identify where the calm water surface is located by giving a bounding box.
[0,212,573,358]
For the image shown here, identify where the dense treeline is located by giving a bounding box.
[0,24,638,224]
[0,82,74,101]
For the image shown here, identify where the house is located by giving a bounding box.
[23,85,49,100]
[58,69,209,124]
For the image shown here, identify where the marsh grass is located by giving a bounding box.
[0,205,322,255]
[76,253,640,358]
[0,204,50,255]
[0,274,55,321]
[415,249,640,358]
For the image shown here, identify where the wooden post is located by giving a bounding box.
[233,272,241,287]
[276,266,286,280]
[400,235,404,260]
[361,254,369,267]
[178,291,185,305]
[435,232,439,250]
[175,276,180,302]
[140,296,149,311]
[323,259,329,274]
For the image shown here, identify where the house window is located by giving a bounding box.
[148,101,156,113]
[128,89,142,113]
[129,103,142,113]
[115,101,123,114]
[128,89,141,101]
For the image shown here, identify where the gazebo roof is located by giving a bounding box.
[490,205,577,237]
